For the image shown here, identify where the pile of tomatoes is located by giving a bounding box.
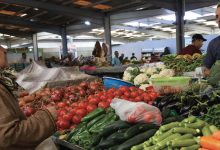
[56,86,159,130]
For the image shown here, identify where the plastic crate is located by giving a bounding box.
[103,77,134,89]
[150,77,191,94]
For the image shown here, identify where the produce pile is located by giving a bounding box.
[132,116,218,150]
[122,63,175,89]
[61,108,119,149]
[153,85,220,117]
[18,81,159,130]
[160,54,204,75]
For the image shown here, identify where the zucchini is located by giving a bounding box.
[87,114,106,129]
[172,127,200,135]
[157,133,181,149]
[82,108,105,122]
[171,139,197,147]
[131,143,144,150]
[153,130,173,143]
[202,126,212,136]
[209,125,219,133]
[116,129,157,150]
[182,116,196,123]
[108,129,127,142]
[143,145,156,150]
[160,122,180,132]
[173,134,193,141]
[185,119,206,129]
[180,144,200,150]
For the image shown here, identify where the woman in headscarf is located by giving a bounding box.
[0,46,57,150]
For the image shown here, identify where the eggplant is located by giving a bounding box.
[162,102,180,111]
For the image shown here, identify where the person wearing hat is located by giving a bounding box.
[179,34,207,55]
[203,4,220,77]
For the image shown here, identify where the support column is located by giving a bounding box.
[175,0,185,54]
[61,27,68,57]
[104,13,112,63]
[32,33,38,61]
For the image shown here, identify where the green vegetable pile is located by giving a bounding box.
[65,107,118,149]
[90,120,159,150]
[201,104,220,128]
[132,116,218,150]
[160,54,204,75]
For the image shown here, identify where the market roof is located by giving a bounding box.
[0,0,219,41]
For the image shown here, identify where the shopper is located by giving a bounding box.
[130,53,137,61]
[0,45,57,149]
[119,53,124,62]
[18,52,28,63]
[179,34,206,55]
[204,4,220,76]
[112,51,121,66]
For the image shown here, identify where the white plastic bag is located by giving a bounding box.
[110,98,162,125]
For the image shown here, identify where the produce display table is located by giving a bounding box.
[85,64,141,79]
[52,137,84,150]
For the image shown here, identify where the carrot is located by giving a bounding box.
[212,131,220,140]
[200,136,220,150]
[199,148,210,150]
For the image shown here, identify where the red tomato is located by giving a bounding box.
[78,102,87,109]
[86,104,97,112]
[127,114,137,123]
[130,91,139,98]
[149,92,159,100]
[89,97,99,104]
[106,98,112,103]
[51,94,61,102]
[71,103,78,107]
[142,93,151,102]
[63,114,73,121]
[98,101,109,108]
[79,90,86,96]
[100,95,107,101]
[143,114,153,123]
[119,86,130,92]
[134,96,143,102]
[70,109,76,115]
[57,102,67,108]
[76,109,87,117]
[114,91,123,97]
[58,119,70,130]
[72,115,81,124]
[129,86,137,92]
[124,91,130,97]
[59,109,67,116]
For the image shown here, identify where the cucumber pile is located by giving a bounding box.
[65,108,119,149]
[90,121,159,150]
[132,116,219,150]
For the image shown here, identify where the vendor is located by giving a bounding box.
[179,34,206,56]
[112,51,121,66]
[204,4,220,76]
[0,45,57,149]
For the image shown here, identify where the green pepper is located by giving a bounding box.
[82,108,105,122]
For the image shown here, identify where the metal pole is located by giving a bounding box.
[61,27,68,57]
[175,0,185,54]
[32,33,38,60]
[104,13,112,63]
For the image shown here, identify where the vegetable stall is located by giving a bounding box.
[16,54,220,150]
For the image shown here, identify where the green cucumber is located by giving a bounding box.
[202,126,212,136]
[87,114,106,129]
[131,143,145,150]
[143,145,156,150]
[174,134,193,141]
[153,130,173,142]
[117,129,157,150]
[209,125,219,133]
[123,123,148,139]
[171,139,197,147]
[172,127,200,135]
[82,108,105,122]
[162,116,184,125]
[160,122,180,132]
[180,144,200,150]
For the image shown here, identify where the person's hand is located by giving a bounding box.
[46,106,57,120]
[204,67,211,77]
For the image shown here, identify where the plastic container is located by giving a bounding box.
[150,77,191,94]
[103,77,134,89]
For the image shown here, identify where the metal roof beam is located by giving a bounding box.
[0,15,61,34]
[0,28,32,37]
[1,0,104,24]
[142,0,175,11]
[185,0,219,11]
[112,25,171,38]
[111,9,173,25]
